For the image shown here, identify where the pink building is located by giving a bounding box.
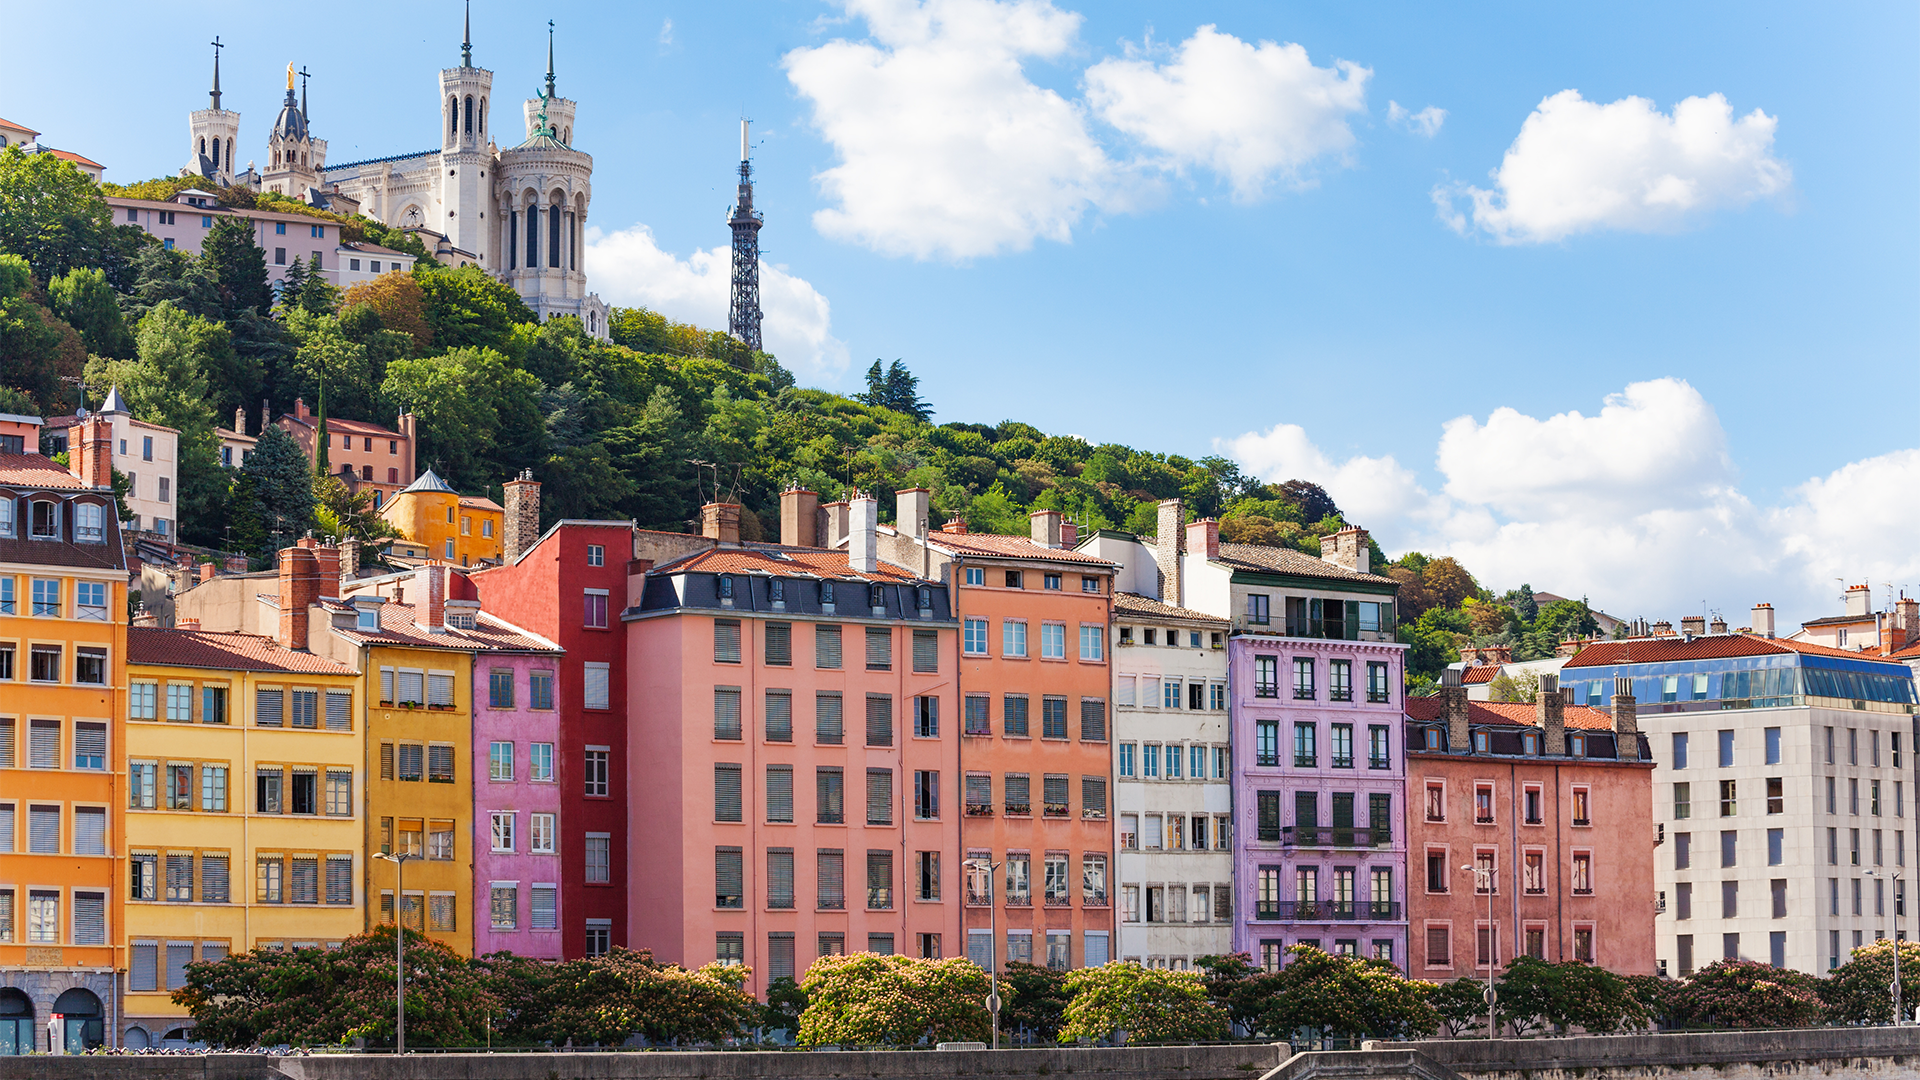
[473,638,566,958]
[105,190,418,294]
[625,501,962,996]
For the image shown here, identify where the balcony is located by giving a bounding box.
[1253,900,1402,922]
[1282,826,1390,849]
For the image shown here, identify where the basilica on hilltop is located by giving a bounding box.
[184,8,610,338]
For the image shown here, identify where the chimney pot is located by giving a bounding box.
[781,486,820,548]
[1059,518,1078,550]
[177,616,201,632]
[1318,525,1370,574]
[941,516,968,535]
[1751,603,1776,639]
[848,493,879,573]
[823,500,851,548]
[1185,517,1220,562]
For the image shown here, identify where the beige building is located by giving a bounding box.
[44,389,178,538]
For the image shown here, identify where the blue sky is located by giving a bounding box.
[7,1,1917,627]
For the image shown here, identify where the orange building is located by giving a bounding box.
[1403,672,1656,986]
[875,493,1118,972]
[377,469,505,567]
[0,419,128,1055]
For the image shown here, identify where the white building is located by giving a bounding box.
[1562,615,1919,977]
[44,388,178,537]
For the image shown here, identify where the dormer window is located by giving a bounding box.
[75,503,104,543]
[1472,731,1489,753]
[916,586,932,610]
[0,496,13,538]
[869,584,885,609]
[1570,735,1587,757]
[1425,728,1443,750]
[770,579,785,603]
[29,499,57,539]
[820,581,836,607]
[357,607,380,631]
[717,575,734,600]
[1522,731,1539,755]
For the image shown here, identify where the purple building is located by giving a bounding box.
[472,636,567,958]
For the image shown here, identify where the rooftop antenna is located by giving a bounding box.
[209,36,225,111]
[728,118,765,354]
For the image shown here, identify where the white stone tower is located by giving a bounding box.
[187,37,241,185]
[438,2,494,265]
[262,64,327,199]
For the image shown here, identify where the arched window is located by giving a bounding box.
[464,95,474,135]
[449,96,458,135]
[479,99,486,132]
[563,127,571,144]
[199,137,207,155]
[212,138,221,168]
[548,196,561,268]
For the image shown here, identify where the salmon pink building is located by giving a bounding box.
[1403,672,1656,982]
[624,494,960,997]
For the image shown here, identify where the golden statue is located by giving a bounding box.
[286,62,295,90]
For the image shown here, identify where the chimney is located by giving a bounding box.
[1611,675,1640,760]
[1846,585,1872,617]
[197,562,217,586]
[414,563,447,634]
[294,397,310,422]
[260,397,270,436]
[131,607,159,628]
[781,486,820,548]
[1154,499,1183,607]
[1440,668,1470,751]
[338,538,360,592]
[848,492,878,573]
[397,413,417,485]
[1029,508,1062,549]
[1680,615,1706,638]
[176,616,201,632]
[1319,526,1370,574]
[72,416,112,489]
[234,406,246,435]
[1537,672,1565,755]
[700,502,741,545]
[1651,620,1674,638]
[1186,518,1219,561]
[276,545,323,650]
[312,543,340,594]
[941,516,968,535]
[896,488,929,541]
[823,500,851,548]
[1751,603,1775,639]
[502,469,542,562]
[1896,597,1920,650]
[1059,518,1078,550]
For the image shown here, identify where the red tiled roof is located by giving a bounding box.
[0,119,41,136]
[458,495,503,512]
[657,545,923,583]
[128,628,355,674]
[281,415,405,437]
[1113,592,1228,624]
[1461,665,1500,684]
[1405,697,1618,730]
[333,601,560,653]
[42,413,182,435]
[926,530,1116,566]
[1212,542,1397,586]
[46,148,102,169]
[0,453,87,489]
[1564,634,1902,668]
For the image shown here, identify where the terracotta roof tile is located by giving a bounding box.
[458,495,503,512]
[1405,697,1618,730]
[1112,592,1228,624]
[656,545,924,584]
[1211,542,1398,586]
[1564,634,1904,668]
[333,601,560,653]
[926,531,1116,565]
[0,453,86,489]
[1461,665,1500,684]
[128,628,355,674]
[282,415,405,438]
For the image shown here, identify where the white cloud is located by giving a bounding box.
[1437,90,1791,243]
[1387,100,1445,138]
[584,223,851,379]
[658,18,674,47]
[783,0,1116,260]
[1084,25,1369,200]
[1218,378,1915,629]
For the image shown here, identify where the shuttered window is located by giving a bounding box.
[866,769,894,825]
[201,941,228,963]
[71,892,105,945]
[29,719,57,768]
[817,849,846,910]
[380,742,395,780]
[768,849,795,909]
[291,689,318,728]
[769,933,796,980]
[912,629,938,673]
[202,854,230,903]
[865,627,892,670]
[966,773,993,814]
[380,667,395,703]
[0,803,12,852]
[256,688,285,727]
[714,687,743,740]
[816,693,843,745]
[325,856,352,905]
[0,890,11,941]
[427,744,455,783]
[866,695,893,747]
[131,942,159,991]
[324,691,352,731]
[0,717,13,768]
[583,663,609,710]
[714,619,742,663]
[766,622,792,666]
[1044,774,1070,817]
[715,764,743,822]
[766,766,794,823]
[427,673,455,708]
[166,853,194,901]
[715,846,744,908]
[73,722,106,770]
[73,806,106,855]
[817,768,844,824]
[867,850,894,910]
[765,691,793,742]
[815,625,842,669]
[398,744,423,782]
[28,804,58,852]
[1082,777,1108,820]
[290,857,319,904]
[1003,694,1030,737]
[1004,774,1031,816]
[1042,696,1068,739]
[1080,699,1107,742]
[166,942,192,987]
[530,885,557,929]
[397,670,424,705]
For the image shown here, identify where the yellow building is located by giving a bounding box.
[120,626,360,1046]
[0,420,127,1055]
[377,469,504,568]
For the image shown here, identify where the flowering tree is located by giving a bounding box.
[534,948,756,1046]
[1823,938,1920,1025]
[1058,962,1228,1044]
[1494,957,1645,1035]
[796,953,990,1047]
[1665,959,1826,1029]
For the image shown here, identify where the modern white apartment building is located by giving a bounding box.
[1563,620,1918,977]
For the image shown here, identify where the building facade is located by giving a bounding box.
[104,193,417,295]
[276,401,417,510]
[471,632,565,958]
[1404,675,1657,986]
[1562,627,1918,976]
[0,422,126,1055]
[120,626,361,1047]
[379,469,503,566]
[43,389,178,539]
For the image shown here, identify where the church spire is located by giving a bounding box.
[209,36,224,111]
[545,20,556,98]
[461,0,472,67]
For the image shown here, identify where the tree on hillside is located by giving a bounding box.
[858,359,931,420]
[414,263,534,349]
[294,254,339,315]
[232,424,315,554]
[48,267,134,358]
[0,254,87,412]
[341,272,433,353]
[200,217,274,319]
[277,256,308,314]
[0,145,141,287]
[381,346,543,492]
[286,312,382,424]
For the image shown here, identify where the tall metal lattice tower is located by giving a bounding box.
[728,119,764,353]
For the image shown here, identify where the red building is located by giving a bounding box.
[1403,672,1656,983]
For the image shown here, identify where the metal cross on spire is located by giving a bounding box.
[461,0,473,67]
[209,36,224,111]
[298,66,313,123]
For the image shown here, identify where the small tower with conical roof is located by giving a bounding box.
[187,37,241,185]
[440,0,494,262]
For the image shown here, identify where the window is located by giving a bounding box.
[585,834,610,883]
[1006,773,1032,816]
[491,812,516,852]
[1719,730,1735,768]
[1080,624,1104,661]
[1767,778,1784,815]
[867,694,893,747]
[1572,786,1592,825]
[714,687,742,740]
[587,544,605,566]
[72,721,105,770]
[818,849,846,910]
[1475,784,1495,824]
[715,764,743,822]
[766,690,794,742]
[868,850,895,909]
[1005,619,1032,658]
[1256,720,1278,767]
[1040,622,1066,659]
[1672,732,1689,769]
[1367,662,1391,703]
[583,591,608,628]
[31,578,59,617]
[1043,774,1069,818]
[714,619,742,663]
[1674,782,1691,819]
[1247,593,1270,624]
[530,743,553,782]
[767,623,794,666]
[817,692,845,744]
[488,669,515,709]
[964,617,988,655]
[1329,660,1353,702]
[1293,657,1315,699]
[716,847,743,908]
[1004,570,1023,589]
[1765,726,1782,765]
[1331,724,1354,769]
[866,627,892,670]
[1003,693,1029,736]
[1041,696,1068,739]
[817,767,845,824]
[1293,722,1317,768]
[965,694,990,735]
[490,885,518,930]
[583,749,609,797]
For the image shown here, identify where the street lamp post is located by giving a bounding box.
[373,852,417,1053]
[1462,863,1496,1039]
[1872,868,1905,1025]
[966,858,1002,1049]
